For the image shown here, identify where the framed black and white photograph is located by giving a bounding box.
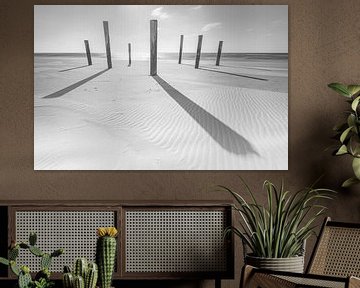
[34,5,288,170]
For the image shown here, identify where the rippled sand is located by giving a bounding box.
[34,56,288,170]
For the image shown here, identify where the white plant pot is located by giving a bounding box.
[245,254,305,273]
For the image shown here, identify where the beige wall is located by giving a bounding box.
[1,0,360,287]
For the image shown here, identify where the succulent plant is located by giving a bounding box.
[0,232,63,288]
[33,277,54,288]
[96,227,118,288]
[63,259,98,288]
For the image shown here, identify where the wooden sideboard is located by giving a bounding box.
[0,201,234,288]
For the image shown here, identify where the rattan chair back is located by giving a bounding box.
[307,217,360,278]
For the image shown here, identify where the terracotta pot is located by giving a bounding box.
[245,254,304,273]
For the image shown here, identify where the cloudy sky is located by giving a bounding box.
[34,5,288,58]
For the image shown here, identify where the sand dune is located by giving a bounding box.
[34,57,288,170]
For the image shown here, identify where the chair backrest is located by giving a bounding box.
[307,217,360,277]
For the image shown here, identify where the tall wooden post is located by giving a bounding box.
[84,40,92,66]
[128,43,132,67]
[103,21,112,69]
[178,35,184,64]
[216,41,223,66]
[195,35,203,69]
[150,20,158,76]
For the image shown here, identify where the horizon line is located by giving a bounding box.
[34,51,289,54]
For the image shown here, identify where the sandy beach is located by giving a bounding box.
[34,55,288,170]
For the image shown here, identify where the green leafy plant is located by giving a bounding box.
[219,178,334,258]
[0,232,63,288]
[328,83,360,187]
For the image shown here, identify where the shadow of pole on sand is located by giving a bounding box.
[180,63,268,80]
[59,65,90,72]
[43,69,109,99]
[198,67,268,81]
[152,75,258,156]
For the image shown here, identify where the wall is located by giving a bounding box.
[1,0,360,287]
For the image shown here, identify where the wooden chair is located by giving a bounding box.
[241,217,360,288]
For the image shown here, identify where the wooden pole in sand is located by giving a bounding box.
[150,20,158,76]
[195,35,203,69]
[178,35,184,64]
[216,41,223,66]
[84,40,92,66]
[128,43,132,67]
[103,21,112,69]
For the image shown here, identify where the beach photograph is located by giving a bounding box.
[34,5,288,170]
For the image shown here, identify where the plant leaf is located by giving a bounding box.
[347,114,356,129]
[0,257,9,266]
[336,145,348,155]
[342,177,360,188]
[328,83,350,97]
[340,126,353,143]
[349,135,360,157]
[351,96,360,111]
[352,157,360,179]
[347,85,360,97]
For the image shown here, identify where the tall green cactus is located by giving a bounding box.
[96,227,118,288]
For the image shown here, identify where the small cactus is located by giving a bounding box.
[29,245,44,257]
[63,259,98,288]
[9,246,19,260]
[10,260,20,276]
[19,243,30,249]
[63,271,74,288]
[29,232,37,246]
[21,265,30,274]
[74,275,85,288]
[63,265,72,273]
[18,269,32,288]
[74,258,88,279]
[51,248,64,258]
[85,263,98,288]
[96,227,118,288]
[41,253,52,270]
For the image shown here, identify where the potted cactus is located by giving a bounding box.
[0,232,63,288]
[96,227,118,288]
[62,258,98,288]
